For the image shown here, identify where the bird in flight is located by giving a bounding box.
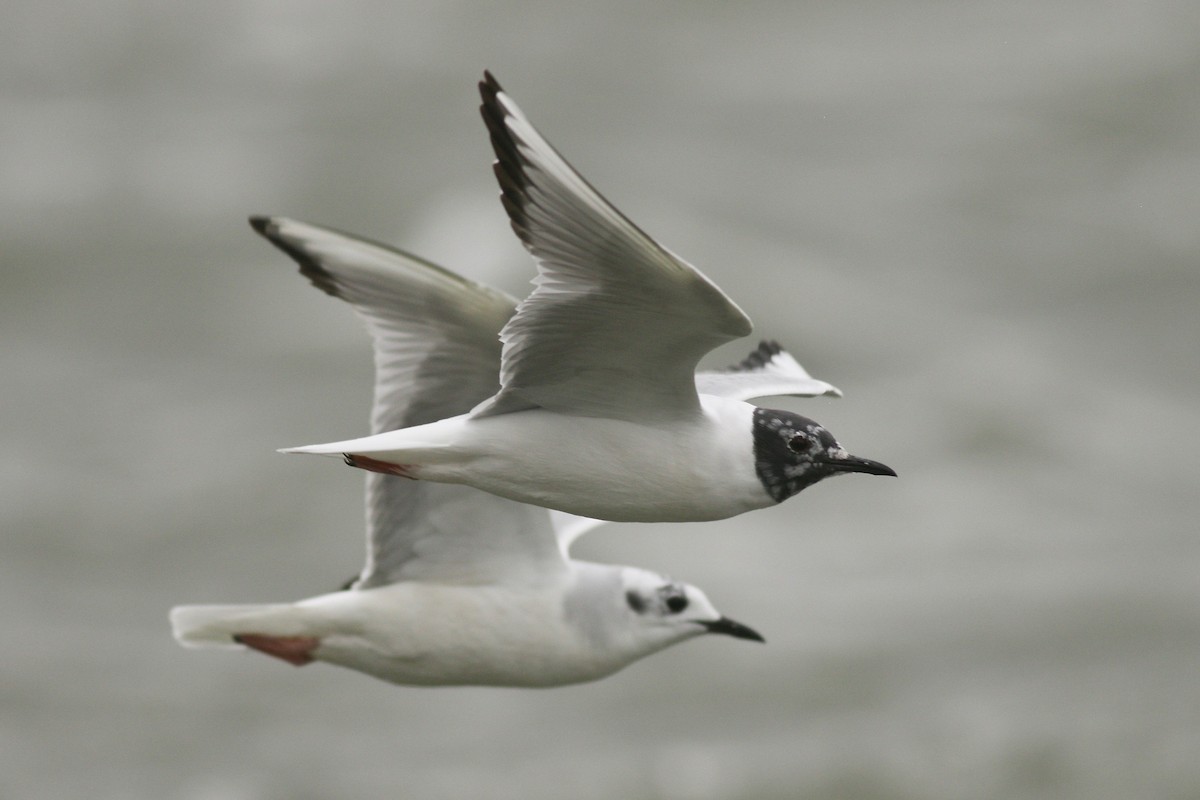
[282,72,894,523]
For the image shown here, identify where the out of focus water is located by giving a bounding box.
[4,2,1199,798]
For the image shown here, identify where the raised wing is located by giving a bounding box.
[251,217,514,433]
[696,340,843,402]
[471,71,753,422]
[251,217,567,586]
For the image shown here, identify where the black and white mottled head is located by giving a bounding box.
[752,408,896,503]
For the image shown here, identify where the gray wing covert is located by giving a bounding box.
[252,217,567,587]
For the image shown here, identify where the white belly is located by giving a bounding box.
[301,582,624,687]
[421,396,770,522]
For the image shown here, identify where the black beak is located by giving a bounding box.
[826,454,897,477]
[701,616,766,643]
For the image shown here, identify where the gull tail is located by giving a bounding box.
[170,603,305,648]
[278,442,356,457]
[279,427,452,459]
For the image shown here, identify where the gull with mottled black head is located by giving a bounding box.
[282,71,894,523]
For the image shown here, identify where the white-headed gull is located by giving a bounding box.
[170,218,767,687]
[282,71,894,523]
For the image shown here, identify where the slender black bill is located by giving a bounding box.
[701,617,766,643]
[825,455,897,477]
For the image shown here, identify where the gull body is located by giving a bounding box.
[292,396,763,523]
[173,558,752,688]
[282,72,894,523]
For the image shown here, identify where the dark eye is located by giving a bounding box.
[787,436,808,454]
[665,593,688,614]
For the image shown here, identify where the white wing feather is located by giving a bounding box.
[696,340,843,402]
[471,72,753,422]
[253,217,572,586]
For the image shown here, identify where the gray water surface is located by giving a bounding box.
[4,2,1199,798]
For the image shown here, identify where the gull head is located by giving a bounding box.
[751,408,896,503]
[617,567,764,650]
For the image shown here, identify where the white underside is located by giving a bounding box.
[171,568,684,688]
[283,395,770,522]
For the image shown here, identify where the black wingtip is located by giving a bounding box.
[248,215,272,236]
[478,70,537,248]
[726,340,785,373]
[478,71,507,137]
[479,71,503,115]
[480,69,502,94]
[248,216,342,298]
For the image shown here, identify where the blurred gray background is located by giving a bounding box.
[4,2,1198,798]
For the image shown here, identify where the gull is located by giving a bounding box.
[170,219,768,687]
[283,71,895,523]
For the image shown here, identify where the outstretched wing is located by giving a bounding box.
[695,340,843,402]
[251,216,514,433]
[471,71,753,422]
[252,216,569,586]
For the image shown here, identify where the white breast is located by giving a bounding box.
[424,396,770,522]
[300,578,625,687]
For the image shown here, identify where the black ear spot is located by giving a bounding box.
[625,591,646,613]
